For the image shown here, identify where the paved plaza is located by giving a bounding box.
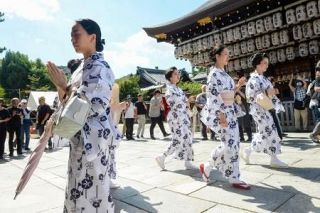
[0,123,320,213]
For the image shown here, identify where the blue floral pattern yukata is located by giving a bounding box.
[201,67,244,180]
[63,53,121,213]
[164,83,194,161]
[246,72,283,156]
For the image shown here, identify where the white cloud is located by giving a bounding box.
[104,30,191,78]
[0,0,60,21]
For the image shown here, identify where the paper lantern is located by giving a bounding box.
[233,27,241,40]
[277,49,286,62]
[228,45,234,57]
[182,44,188,55]
[192,42,198,54]
[203,52,210,63]
[186,43,193,54]
[299,43,309,57]
[279,30,289,44]
[293,25,303,40]
[309,40,319,55]
[264,16,274,31]
[313,19,320,35]
[262,34,271,49]
[247,39,256,52]
[233,43,241,56]
[296,5,307,22]
[256,19,265,34]
[240,41,248,54]
[228,60,235,72]
[198,53,204,64]
[255,37,263,50]
[234,59,241,71]
[271,32,280,46]
[269,51,278,64]
[248,21,256,35]
[247,57,253,68]
[286,9,297,25]
[208,35,214,47]
[273,12,283,28]
[214,33,222,45]
[202,37,208,50]
[241,24,249,38]
[303,22,313,38]
[222,31,228,44]
[240,58,248,69]
[286,46,295,60]
[198,40,204,52]
[307,1,318,18]
[227,29,234,42]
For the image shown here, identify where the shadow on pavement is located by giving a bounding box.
[261,165,320,182]
[207,181,319,212]
[282,139,319,151]
[112,186,159,213]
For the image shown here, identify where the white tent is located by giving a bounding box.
[27,91,58,111]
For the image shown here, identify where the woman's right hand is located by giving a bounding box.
[44,117,54,137]
[46,61,68,91]
[219,112,228,128]
[267,88,275,97]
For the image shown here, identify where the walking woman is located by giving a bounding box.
[199,45,250,190]
[155,67,197,170]
[47,19,121,212]
[243,53,287,168]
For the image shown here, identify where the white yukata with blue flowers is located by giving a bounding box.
[164,83,194,161]
[201,67,244,180]
[246,72,284,156]
[63,53,121,213]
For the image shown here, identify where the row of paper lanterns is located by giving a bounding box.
[175,1,320,59]
[227,40,319,71]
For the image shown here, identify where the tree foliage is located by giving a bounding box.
[28,58,55,91]
[116,75,140,102]
[0,51,31,98]
[0,51,54,99]
[178,81,202,96]
[0,85,5,97]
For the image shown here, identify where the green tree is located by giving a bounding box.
[0,12,6,54]
[0,85,5,97]
[116,75,140,101]
[28,58,55,91]
[0,51,31,98]
[178,81,202,96]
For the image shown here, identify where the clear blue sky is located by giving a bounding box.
[0,0,206,78]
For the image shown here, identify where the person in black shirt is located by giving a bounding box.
[37,96,52,149]
[0,99,10,159]
[135,94,147,138]
[7,98,23,156]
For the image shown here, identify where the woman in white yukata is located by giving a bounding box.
[199,45,250,190]
[47,19,121,213]
[155,67,197,170]
[243,53,287,168]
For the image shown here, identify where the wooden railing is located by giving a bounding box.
[279,101,314,132]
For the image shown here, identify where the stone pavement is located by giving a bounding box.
[0,123,320,213]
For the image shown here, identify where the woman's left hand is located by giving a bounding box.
[47,61,68,91]
[267,88,275,97]
[238,77,246,87]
